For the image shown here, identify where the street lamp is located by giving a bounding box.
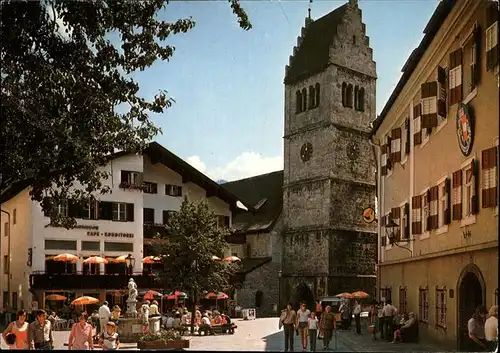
[278,270,283,312]
[125,254,135,276]
[385,219,413,255]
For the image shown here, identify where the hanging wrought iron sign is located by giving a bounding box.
[456,103,474,156]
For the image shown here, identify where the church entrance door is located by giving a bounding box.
[291,283,315,311]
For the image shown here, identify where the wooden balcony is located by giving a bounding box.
[29,272,161,290]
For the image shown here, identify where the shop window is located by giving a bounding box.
[104,242,133,252]
[44,239,77,251]
[380,287,392,302]
[81,241,100,251]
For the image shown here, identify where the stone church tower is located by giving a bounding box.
[281,0,378,308]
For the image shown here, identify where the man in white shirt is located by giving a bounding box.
[382,300,397,341]
[353,301,362,334]
[199,313,214,336]
[98,301,111,334]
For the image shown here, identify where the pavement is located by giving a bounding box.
[1,318,452,351]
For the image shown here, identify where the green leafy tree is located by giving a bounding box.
[0,0,251,228]
[155,198,236,333]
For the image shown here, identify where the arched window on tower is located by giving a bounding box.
[315,83,320,107]
[354,86,359,110]
[358,87,365,111]
[342,82,347,107]
[301,88,307,112]
[346,84,353,108]
[309,85,316,109]
[296,90,302,113]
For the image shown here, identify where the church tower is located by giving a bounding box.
[281,0,377,308]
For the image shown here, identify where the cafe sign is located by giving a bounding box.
[456,103,474,156]
[87,231,134,238]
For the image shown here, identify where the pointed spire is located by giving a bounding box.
[306,0,313,25]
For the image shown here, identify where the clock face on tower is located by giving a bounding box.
[300,142,313,162]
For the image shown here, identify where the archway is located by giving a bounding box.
[291,283,315,311]
[457,264,485,351]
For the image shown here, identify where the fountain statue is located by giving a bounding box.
[126,278,138,318]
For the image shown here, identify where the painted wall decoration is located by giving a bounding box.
[362,207,376,223]
[456,103,474,156]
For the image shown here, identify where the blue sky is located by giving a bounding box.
[131,0,438,181]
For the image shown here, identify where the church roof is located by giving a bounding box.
[222,170,283,234]
[284,4,348,85]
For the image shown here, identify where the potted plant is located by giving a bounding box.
[136,329,190,350]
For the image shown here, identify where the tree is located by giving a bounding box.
[154,198,236,333]
[0,0,251,227]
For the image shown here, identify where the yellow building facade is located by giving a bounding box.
[371,0,498,350]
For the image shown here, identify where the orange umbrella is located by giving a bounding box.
[211,255,221,261]
[143,290,163,300]
[46,294,67,301]
[205,292,229,300]
[72,296,99,306]
[334,292,354,299]
[53,253,79,262]
[83,256,108,264]
[142,256,161,264]
[221,256,241,263]
[113,255,128,263]
[351,291,370,299]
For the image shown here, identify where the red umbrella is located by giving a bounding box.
[143,290,162,300]
[164,290,188,300]
[205,292,229,300]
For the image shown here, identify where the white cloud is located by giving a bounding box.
[186,152,283,182]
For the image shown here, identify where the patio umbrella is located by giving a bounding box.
[53,253,79,273]
[113,255,128,263]
[221,256,241,263]
[83,256,108,264]
[72,296,99,306]
[351,291,370,299]
[211,255,221,261]
[143,290,162,300]
[46,294,67,301]
[142,256,161,264]
[205,292,229,300]
[334,292,354,299]
[165,290,188,300]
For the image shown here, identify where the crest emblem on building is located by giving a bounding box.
[456,103,474,156]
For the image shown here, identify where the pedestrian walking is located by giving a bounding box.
[353,301,362,335]
[382,300,397,341]
[2,310,29,349]
[485,305,498,352]
[68,313,93,350]
[315,301,323,322]
[377,299,385,340]
[320,306,335,350]
[296,303,310,352]
[308,312,319,351]
[339,300,349,330]
[140,300,151,334]
[467,305,488,351]
[279,303,296,352]
[98,301,111,334]
[99,321,120,350]
[28,309,54,350]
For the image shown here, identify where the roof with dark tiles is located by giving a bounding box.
[284,4,348,85]
[222,170,283,234]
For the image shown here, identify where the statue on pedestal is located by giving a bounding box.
[126,278,138,318]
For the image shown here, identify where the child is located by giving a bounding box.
[99,321,120,351]
[308,311,319,352]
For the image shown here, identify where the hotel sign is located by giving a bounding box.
[87,232,134,238]
[456,103,474,156]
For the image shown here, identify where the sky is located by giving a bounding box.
[129,0,439,182]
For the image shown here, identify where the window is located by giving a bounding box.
[481,146,498,208]
[309,85,316,109]
[13,209,16,225]
[315,83,320,106]
[45,239,77,250]
[354,86,359,110]
[401,120,408,162]
[144,208,155,224]
[143,182,158,194]
[380,287,392,302]
[421,97,436,117]
[400,203,409,240]
[82,201,97,220]
[449,48,463,105]
[301,87,307,112]
[112,203,128,221]
[342,82,347,107]
[120,170,142,185]
[56,201,68,217]
[163,210,177,225]
[165,184,182,197]
[399,287,408,314]
[104,242,133,252]
[81,241,100,251]
[296,90,303,113]
[3,255,8,274]
[463,164,474,218]
[346,84,353,108]
[421,192,429,234]
[419,287,429,322]
[438,180,449,228]
[485,8,498,70]
[3,222,8,237]
[216,215,230,228]
[436,287,447,328]
[462,31,479,98]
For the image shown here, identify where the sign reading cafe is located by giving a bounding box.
[456,103,474,156]
[87,231,134,238]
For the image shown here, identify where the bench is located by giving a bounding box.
[211,323,237,335]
